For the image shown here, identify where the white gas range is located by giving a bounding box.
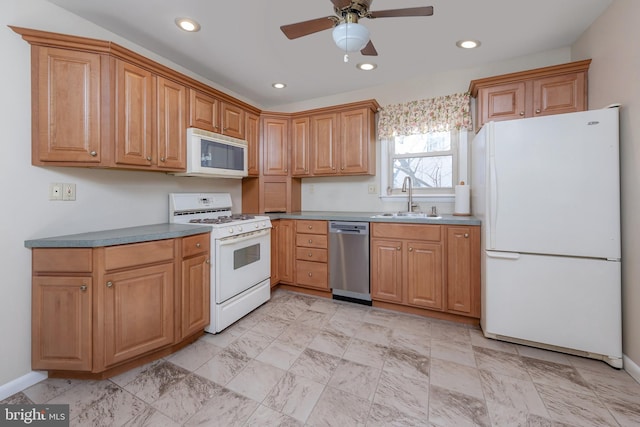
[169,193,271,333]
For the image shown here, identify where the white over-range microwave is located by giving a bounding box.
[173,127,248,178]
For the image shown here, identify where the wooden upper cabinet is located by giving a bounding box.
[340,107,375,175]
[221,102,245,139]
[246,112,260,176]
[262,117,289,175]
[156,76,187,170]
[469,60,590,132]
[189,89,219,133]
[291,117,310,176]
[311,112,339,175]
[114,60,154,167]
[33,46,103,164]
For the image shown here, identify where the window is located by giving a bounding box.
[381,130,466,199]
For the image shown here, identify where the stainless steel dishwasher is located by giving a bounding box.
[329,221,371,305]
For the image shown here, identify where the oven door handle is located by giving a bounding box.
[217,228,270,245]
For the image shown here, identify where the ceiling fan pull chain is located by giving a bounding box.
[343,20,349,62]
[344,53,349,62]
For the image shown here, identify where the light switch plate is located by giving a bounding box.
[62,183,76,201]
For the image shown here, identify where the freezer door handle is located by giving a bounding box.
[486,251,521,260]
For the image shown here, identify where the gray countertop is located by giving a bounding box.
[267,211,481,225]
[24,223,213,248]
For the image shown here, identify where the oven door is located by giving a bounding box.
[215,228,271,303]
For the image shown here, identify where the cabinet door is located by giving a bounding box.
[478,82,526,129]
[115,60,153,166]
[340,108,373,175]
[221,102,245,139]
[246,112,260,176]
[263,117,289,175]
[34,47,102,163]
[291,117,311,176]
[311,113,338,175]
[270,220,280,286]
[533,72,586,117]
[278,219,295,284]
[157,76,187,170]
[32,277,92,371]
[181,254,210,338]
[103,263,174,367]
[406,241,443,310]
[370,239,403,303]
[189,89,219,133]
[446,226,480,317]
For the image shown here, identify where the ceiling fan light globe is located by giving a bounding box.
[332,22,370,52]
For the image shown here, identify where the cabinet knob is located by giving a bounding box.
[106,281,113,288]
[206,259,210,264]
[396,246,401,251]
[409,247,413,252]
[89,151,97,157]
[80,284,87,291]
[308,272,313,277]
[332,167,336,170]
[308,239,313,244]
[160,157,165,162]
[535,109,541,114]
[341,167,344,170]
[308,225,313,229]
[196,242,201,248]
[519,111,525,116]
[308,252,313,257]
[464,233,469,238]
[146,156,152,161]
[284,168,288,172]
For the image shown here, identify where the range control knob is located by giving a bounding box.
[254,223,259,229]
[237,226,243,232]
[228,227,234,234]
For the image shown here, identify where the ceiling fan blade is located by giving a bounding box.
[360,40,378,56]
[280,17,337,40]
[369,6,433,18]
[331,0,352,10]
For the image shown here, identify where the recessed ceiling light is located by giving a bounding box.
[456,40,481,49]
[175,18,201,32]
[272,83,286,89]
[357,63,377,71]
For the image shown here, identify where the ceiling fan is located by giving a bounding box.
[280,0,434,59]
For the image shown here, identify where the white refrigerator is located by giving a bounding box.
[471,107,622,368]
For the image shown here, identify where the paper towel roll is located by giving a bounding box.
[454,183,471,216]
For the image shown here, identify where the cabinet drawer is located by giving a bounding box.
[296,247,328,263]
[182,233,210,258]
[33,248,93,273]
[371,223,441,242]
[295,260,328,289]
[296,220,327,235]
[296,233,328,249]
[104,239,175,271]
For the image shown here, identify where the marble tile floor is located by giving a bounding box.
[4,289,640,426]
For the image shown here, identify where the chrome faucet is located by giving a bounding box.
[401,176,418,212]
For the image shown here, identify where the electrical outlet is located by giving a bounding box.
[63,183,76,201]
[368,184,377,194]
[49,183,63,201]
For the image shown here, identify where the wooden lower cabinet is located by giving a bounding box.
[277,219,295,284]
[31,233,210,377]
[294,221,329,291]
[371,223,480,321]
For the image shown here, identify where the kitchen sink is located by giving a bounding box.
[370,212,443,220]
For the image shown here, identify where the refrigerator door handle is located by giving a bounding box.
[489,149,498,249]
[486,250,521,260]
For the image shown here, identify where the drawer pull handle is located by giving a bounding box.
[308,239,313,244]
[106,281,113,288]
[80,284,87,291]
[308,272,312,277]
[308,225,313,229]
[308,253,313,257]
[196,242,201,248]
[90,151,97,157]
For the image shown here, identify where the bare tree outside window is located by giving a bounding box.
[391,132,454,190]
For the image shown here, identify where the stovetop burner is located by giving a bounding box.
[188,213,256,225]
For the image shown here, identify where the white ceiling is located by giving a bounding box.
[46,0,611,109]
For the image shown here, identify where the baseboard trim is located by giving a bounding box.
[0,371,47,401]
[623,353,640,384]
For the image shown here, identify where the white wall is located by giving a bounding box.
[572,0,640,375]
[0,0,244,388]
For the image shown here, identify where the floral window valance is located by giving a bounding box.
[377,92,472,139]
